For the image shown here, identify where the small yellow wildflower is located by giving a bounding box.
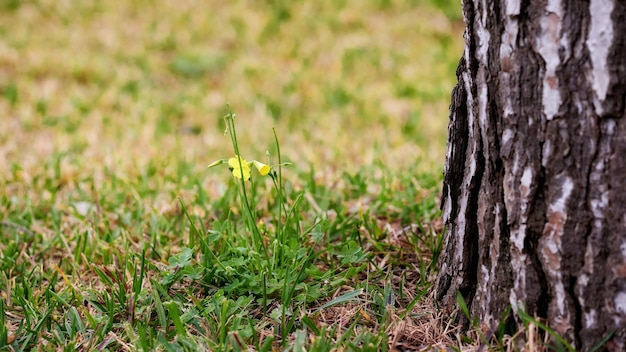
[251,160,271,176]
[228,156,251,180]
[209,155,271,180]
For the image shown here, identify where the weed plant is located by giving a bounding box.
[204,111,326,348]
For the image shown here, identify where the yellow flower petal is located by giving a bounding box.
[232,168,250,180]
[228,156,251,180]
[228,156,246,168]
[251,160,271,176]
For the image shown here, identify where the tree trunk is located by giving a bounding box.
[435,0,626,350]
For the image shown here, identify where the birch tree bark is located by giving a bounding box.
[435,0,626,350]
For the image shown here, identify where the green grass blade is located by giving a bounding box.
[301,315,321,336]
[164,301,185,336]
[589,330,615,352]
[315,289,363,312]
[456,291,470,320]
[517,309,576,352]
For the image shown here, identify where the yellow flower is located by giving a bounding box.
[228,156,251,180]
[251,160,271,176]
[209,155,271,181]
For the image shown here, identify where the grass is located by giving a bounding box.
[0,0,516,350]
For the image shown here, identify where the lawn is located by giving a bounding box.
[0,0,467,350]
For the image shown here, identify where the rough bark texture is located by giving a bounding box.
[436,0,626,350]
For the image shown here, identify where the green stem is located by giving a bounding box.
[272,128,289,264]
[225,111,269,261]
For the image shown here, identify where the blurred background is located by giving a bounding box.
[0,0,463,186]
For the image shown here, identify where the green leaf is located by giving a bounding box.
[456,291,470,319]
[339,240,367,264]
[164,301,186,336]
[589,330,615,352]
[152,289,167,329]
[517,308,576,352]
[301,315,321,336]
[315,289,363,312]
[168,248,193,268]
